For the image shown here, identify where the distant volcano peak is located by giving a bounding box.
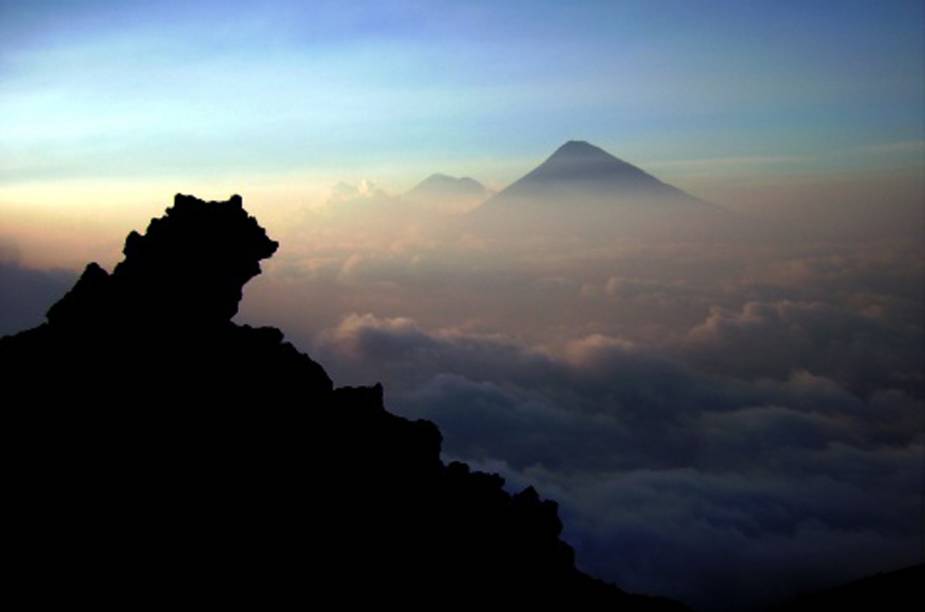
[404,174,490,213]
[414,173,485,190]
[551,140,620,159]
[502,140,671,195]
[420,172,455,183]
[467,140,719,231]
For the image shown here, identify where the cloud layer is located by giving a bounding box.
[313,305,922,610]
[0,257,75,336]
[4,180,921,610]
[274,198,923,609]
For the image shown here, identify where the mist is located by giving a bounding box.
[3,1,923,607]
[2,146,922,609]
[219,152,925,609]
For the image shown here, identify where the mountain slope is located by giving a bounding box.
[467,141,726,239]
[494,140,699,205]
[407,173,488,198]
[0,193,687,609]
[404,173,490,213]
[773,564,924,611]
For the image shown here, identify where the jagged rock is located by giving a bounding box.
[1,194,686,609]
[773,564,924,611]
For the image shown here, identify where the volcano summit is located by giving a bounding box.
[468,140,725,238]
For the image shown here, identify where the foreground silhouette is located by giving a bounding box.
[1,194,686,608]
[772,564,923,611]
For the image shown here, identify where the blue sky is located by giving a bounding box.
[1,0,923,188]
[1,8,923,603]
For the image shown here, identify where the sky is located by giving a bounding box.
[2,0,923,194]
[1,2,924,610]
[2,0,922,269]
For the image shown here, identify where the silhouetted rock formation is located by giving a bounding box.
[1,194,686,609]
[772,564,924,612]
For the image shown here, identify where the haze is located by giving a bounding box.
[1,2,923,610]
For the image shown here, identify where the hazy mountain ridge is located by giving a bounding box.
[480,141,709,207]
[462,141,735,240]
[311,140,737,247]
[406,173,490,198]
[0,194,687,609]
[402,173,492,214]
[493,141,702,204]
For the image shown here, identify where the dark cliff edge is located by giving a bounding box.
[1,194,687,609]
[769,564,924,612]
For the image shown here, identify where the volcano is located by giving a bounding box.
[407,173,488,199]
[496,140,700,204]
[404,173,490,214]
[468,141,723,237]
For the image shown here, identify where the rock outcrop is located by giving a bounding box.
[1,194,685,609]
